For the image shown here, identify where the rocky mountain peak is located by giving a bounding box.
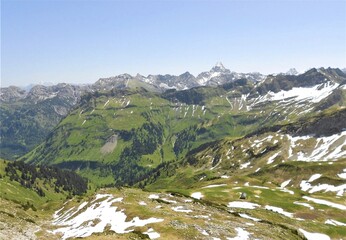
[285,68,299,75]
[0,86,27,102]
[211,62,228,72]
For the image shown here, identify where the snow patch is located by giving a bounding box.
[302,196,346,210]
[325,219,346,226]
[148,194,159,199]
[51,194,163,240]
[265,205,293,218]
[267,151,280,164]
[280,179,291,188]
[228,201,260,209]
[191,192,203,199]
[288,131,346,162]
[239,213,261,222]
[202,184,227,188]
[308,174,322,182]
[262,82,338,104]
[171,206,192,213]
[240,162,251,169]
[294,201,314,210]
[227,227,251,240]
[299,228,330,240]
[143,228,160,239]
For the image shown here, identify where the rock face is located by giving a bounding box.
[196,62,264,87]
[0,86,27,103]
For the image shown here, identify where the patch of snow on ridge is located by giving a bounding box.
[172,206,193,213]
[51,194,163,240]
[308,174,322,182]
[294,202,314,210]
[299,228,330,240]
[267,152,280,164]
[148,194,159,199]
[202,184,227,188]
[228,201,260,209]
[338,169,346,179]
[191,192,203,199]
[280,179,291,188]
[265,205,293,218]
[309,183,346,196]
[288,131,346,162]
[262,82,338,103]
[300,174,345,196]
[239,213,261,222]
[302,196,346,210]
[325,219,346,226]
[227,227,251,240]
[143,228,160,239]
[240,162,251,169]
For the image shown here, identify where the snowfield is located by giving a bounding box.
[51,194,163,240]
[262,82,339,104]
[287,131,346,162]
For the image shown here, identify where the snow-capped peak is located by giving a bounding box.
[215,62,225,69]
[212,62,227,72]
[285,68,299,75]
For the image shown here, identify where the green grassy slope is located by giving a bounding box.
[21,83,346,186]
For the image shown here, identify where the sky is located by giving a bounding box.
[1,0,346,87]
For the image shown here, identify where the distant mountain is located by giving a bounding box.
[284,68,299,75]
[0,83,90,159]
[196,62,264,86]
[93,62,265,91]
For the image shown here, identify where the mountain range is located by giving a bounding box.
[2,63,342,160]
[0,63,264,159]
[0,64,346,240]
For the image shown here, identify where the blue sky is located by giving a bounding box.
[1,0,346,87]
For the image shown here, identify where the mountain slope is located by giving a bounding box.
[0,63,264,160]
[141,108,346,239]
[0,159,88,239]
[2,67,346,240]
[0,84,89,159]
[21,68,346,188]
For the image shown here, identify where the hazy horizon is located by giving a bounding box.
[2,0,346,87]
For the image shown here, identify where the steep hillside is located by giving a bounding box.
[0,159,88,239]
